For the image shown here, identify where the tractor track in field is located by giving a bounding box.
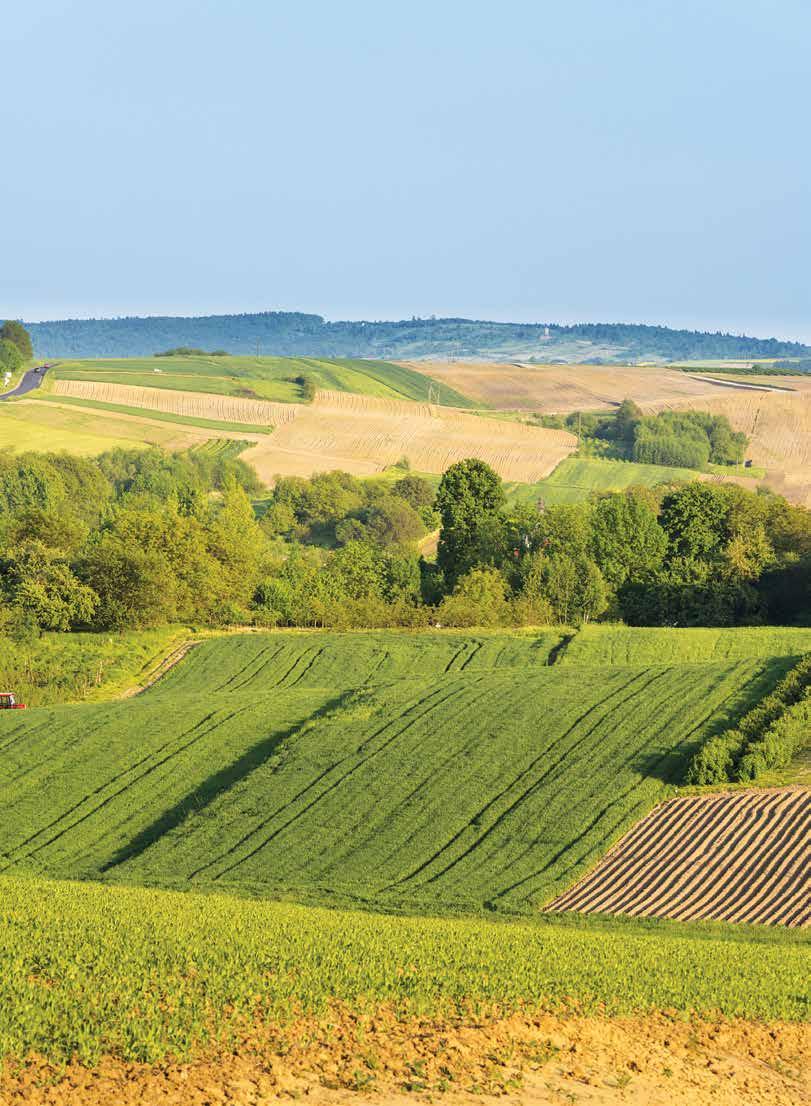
[123,640,200,698]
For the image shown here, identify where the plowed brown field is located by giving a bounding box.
[399,361,749,413]
[547,787,810,927]
[53,380,577,482]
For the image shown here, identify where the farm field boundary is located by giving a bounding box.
[50,379,288,428]
[48,379,577,481]
[33,394,272,435]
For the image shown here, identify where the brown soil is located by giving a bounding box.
[548,787,810,927]
[3,1012,807,1106]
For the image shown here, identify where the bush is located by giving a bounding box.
[735,693,811,780]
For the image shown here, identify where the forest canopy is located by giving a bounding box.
[0,447,807,636]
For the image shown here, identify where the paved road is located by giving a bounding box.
[0,365,50,400]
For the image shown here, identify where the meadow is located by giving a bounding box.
[503,455,708,505]
[0,629,799,914]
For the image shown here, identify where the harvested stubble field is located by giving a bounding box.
[0,629,797,914]
[52,380,577,482]
[398,361,749,413]
[548,787,810,927]
[53,378,295,427]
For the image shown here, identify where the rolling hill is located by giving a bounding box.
[1,627,806,915]
[25,311,811,362]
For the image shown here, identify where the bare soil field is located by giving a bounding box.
[399,361,754,413]
[5,1012,806,1106]
[651,390,811,506]
[52,380,577,482]
[547,787,809,927]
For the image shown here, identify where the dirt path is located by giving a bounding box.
[4,1014,807,1105]
[121,640,199,698]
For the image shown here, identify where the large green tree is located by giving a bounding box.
[436,459,505,587]
[0,321,33,360]
[590,492,667,588]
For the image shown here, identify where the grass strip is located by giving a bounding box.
[31,395,273,435]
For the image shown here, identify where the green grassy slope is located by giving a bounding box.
[0,627,185,707]
[53,355,477,408]
[0,630,794,913]
[505,456,705,505]
[1,878,806,1068]
[560,624,811,666]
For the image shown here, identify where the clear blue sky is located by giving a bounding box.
[3,1,809,339]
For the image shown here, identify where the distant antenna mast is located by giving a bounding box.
[255,339,261,358]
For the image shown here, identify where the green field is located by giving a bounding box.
[52,355,477,407]
[0,876,806,1067]
[505,456,706,505]
[0,627,185,707]
[559,624,811,666]
[0,629,796,914]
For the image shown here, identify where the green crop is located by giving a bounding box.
[0,630,792,912]
[0,876,807,1067]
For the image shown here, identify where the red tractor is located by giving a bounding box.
[0,692,26,710]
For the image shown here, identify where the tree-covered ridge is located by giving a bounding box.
[24,310,811,361]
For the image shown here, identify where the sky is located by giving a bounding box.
[2,0,809,340]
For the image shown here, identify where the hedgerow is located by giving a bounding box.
[685,654,811,784]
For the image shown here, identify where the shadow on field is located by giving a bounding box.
[99,691,350,874]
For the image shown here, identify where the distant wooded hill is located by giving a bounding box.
[24,311,811,362]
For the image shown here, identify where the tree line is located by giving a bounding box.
[25,311,811,360]
[0,445,808,637]
[0,320,33,376]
